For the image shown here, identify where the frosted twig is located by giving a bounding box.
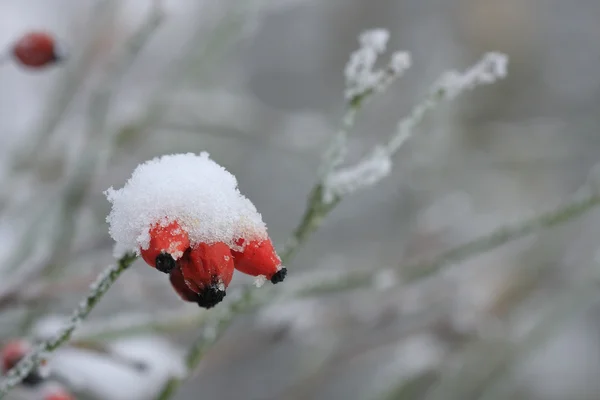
[324,52,508,201]
[281,33,411,261]
[286,49,507,260]
[320,29,411,179]
[0,253,137,398]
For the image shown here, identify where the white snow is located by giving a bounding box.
[358,29,390,53]
[344,28,412,101]
[436,52,508,99]
[390,51,412,74]
[48,336,185,400]
[323,146,392,202]
[253,275,267,288]
[105,152,268,255]
[344,29,389,100]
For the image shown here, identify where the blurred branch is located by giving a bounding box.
[73,309,207,342]
[0,253,137,398]
[0,271,102,312]
[402,189,600,280]
[423,272,600,400]
[380,371,440,400]
[114,0,253,150]
[475,277,600,400]
[275,312,444,400]
[6,0,117,176]
[17,0,165,334]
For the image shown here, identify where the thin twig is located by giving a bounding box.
[402,190,600,280]
[475,279,600,400]
[0,253,137,398]
[17,1,165,334]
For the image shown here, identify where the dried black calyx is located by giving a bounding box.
[155,252,176,274]
[22,369,45,386]
[196,284,226,309]
[52,41,69,63]
[270,267,287,284]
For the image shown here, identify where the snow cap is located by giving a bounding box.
[105,152,268,255]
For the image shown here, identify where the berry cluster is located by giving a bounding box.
[141,220,286,309]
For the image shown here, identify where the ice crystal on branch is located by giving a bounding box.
[323,50,509,203]
[436,52,508,99]
[323,146,392,202]
[344,28,411,101]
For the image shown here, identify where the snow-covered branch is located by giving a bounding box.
[323,51,508,202]
[0,253,137,398]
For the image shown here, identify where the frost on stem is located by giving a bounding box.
[436,52,508,99]
[323,146,392,203]
[344,28,411,101]
[0,254,137,398]
[321,28,410,183]
[323,51,509,203]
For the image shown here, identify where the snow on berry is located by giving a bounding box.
[105,152,287,308]
[105,152,268,256]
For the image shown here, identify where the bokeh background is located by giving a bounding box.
[1,0,600,399]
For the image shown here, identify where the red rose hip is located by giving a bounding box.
[12,32,67,69]
[140,221,190,274]
[231,238,287,284]
[169,242,235,309]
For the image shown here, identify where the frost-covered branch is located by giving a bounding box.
[323,52,508,201]
[0,253,137,398]
[320,29,411,180]
[283,39,507,262]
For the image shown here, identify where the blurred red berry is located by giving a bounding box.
[1,339,45,386]
[231,238,287,284]
[1,339,30,372]
[42,386,75,400]
[140,221,190,274]
[11,32,67,69]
